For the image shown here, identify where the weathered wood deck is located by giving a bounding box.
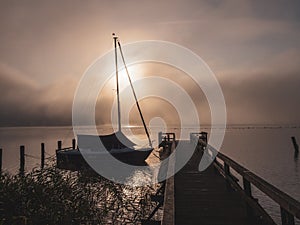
[174,141,263,225]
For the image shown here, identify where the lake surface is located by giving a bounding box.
[0,125,299,224]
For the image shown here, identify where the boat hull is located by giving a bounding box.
[56,148,153,171]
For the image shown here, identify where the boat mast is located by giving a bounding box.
[113,33,121,132]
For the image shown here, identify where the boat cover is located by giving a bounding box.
[77,131,135,151]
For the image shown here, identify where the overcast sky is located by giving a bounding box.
[0,0,300,126]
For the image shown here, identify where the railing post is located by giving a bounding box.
[57,141,62,150]
[224,163,231,190]
[224,163,230,176]
[243,177,252,196]
[72,139,76,149]
[41,143,45,169]
[243,177,254,218]
[200,132,208,144]
[280,207,295,225]
[20,145,25,175]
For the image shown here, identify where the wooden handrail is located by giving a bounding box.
[190,133,300,225]
[215,150,300,219]
[204,143,300,224]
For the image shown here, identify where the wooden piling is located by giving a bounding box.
[0,148,2,175]
[291,137,299,153]
[20,145,25,175]
[41,143,45,169]
[72,138,76,149]
[57,140,62,150]
[158,132,162,146]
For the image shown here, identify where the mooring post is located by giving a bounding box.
[291,137,299,153]
[20,145,25,175]
[0,148,2,175]
[72,138,76,149]
[57,140,62,150]
[158,132,162,147]
[41,143,45,169]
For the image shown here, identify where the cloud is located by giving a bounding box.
[0,63,77,126]
[0,0,300,126]
[221,71,300,124]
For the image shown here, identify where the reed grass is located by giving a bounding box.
[0,165,158,225]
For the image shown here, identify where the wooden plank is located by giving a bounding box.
[161,141,176,225]
[174,141,270,225]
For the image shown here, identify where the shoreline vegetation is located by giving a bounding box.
[0,163,159,225]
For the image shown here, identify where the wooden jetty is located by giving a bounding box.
[143,132,300,225]
[1,133,300,225]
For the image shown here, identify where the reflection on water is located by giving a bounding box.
[1,125,300,224]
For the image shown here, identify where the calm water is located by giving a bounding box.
[0,125,299,224]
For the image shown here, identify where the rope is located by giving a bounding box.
[45,151,52,157]
[152,153,160,159]
[117,39,152,148]
[24,154,40,160]
[25,152,55,161]
[45,155,56,160]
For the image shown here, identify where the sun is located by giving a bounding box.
[104,64,144,93]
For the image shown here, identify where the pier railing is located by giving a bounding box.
[159,132,176,144]
[193,134,300,225]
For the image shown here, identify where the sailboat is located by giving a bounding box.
[56,34,154,170]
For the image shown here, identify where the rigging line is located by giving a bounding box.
[117,40,152,148]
